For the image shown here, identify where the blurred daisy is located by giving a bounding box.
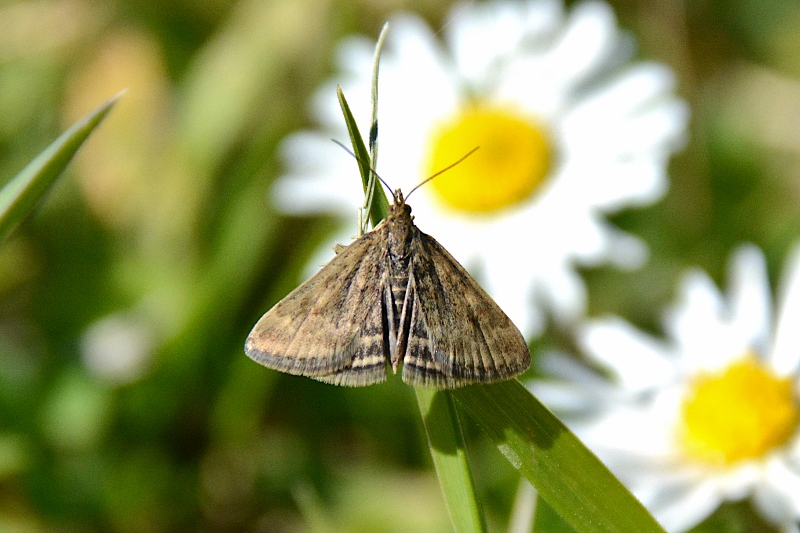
[274,0,687,336]
[532,244,800,532]
[81,310,158,385]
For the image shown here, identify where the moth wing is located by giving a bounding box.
[245,230,390,387]
[401,231,531,388]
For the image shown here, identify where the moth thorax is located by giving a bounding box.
[387,209,414,263]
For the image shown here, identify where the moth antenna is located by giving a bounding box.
[331,139,396,203]
[406,146,480,200]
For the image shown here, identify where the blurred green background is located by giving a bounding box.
[2,0,800,531]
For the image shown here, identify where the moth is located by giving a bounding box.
[245,186,531,389]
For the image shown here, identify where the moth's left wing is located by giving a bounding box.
[245,229,391,387]
[400,230,531,388]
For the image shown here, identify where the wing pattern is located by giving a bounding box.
[245,228,391,387]
[400,229,531,388]
[245,208,531,388]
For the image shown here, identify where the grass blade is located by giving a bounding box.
[453,380,665,533]
[0,92,122,242]
[336,86,389,226]
[416,389,487,533]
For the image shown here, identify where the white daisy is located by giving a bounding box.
[274,0,688,336]
[532,243,800,533]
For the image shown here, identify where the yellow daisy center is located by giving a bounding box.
[425,106,552,213]
[680,355,799,465]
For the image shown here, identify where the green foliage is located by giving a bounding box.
[337,86,390,226]
[0,93,120,242]
[454,382,664,533]
[417,389,487,533]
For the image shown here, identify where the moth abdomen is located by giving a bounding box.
[390,273,409,309]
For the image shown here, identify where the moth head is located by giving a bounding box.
[388,189,412,217]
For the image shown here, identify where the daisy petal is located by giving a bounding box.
[578,317,674,391]
[563,63,680,130]
[532,351,625,415]
[752,458,800,525]
[544,1,619,88]
[538,260,587,324]
[565,156,667,210]
[728,244,772,355]
[274,133,362,214]
[483,263,541,336]
[771,242,800,374]
[664,269,740,372]
[628,98,689,151]
[530,380,611,415]
[598,101,689,157]
[496,1,620,113]
[447,1,543,86]
[590,222,649,270]
[537,349,609,383]
[648,480,723,533]
[578,403,675,456]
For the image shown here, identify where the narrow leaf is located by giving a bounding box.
[453,381,665,533]
[336,86,389,225]
[0,92,122,242]
[368,21,390,168]
[416,389,487,533]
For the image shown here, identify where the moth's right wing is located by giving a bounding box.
[245,230,390,387]
[401,230,531,388]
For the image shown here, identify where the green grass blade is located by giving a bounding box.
[0,92,122,243]
[336,86,389,225]
[453,381,665,533]
[368,22,389,169]
[416,389,487,533]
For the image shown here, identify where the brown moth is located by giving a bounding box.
[245,189,531,388]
